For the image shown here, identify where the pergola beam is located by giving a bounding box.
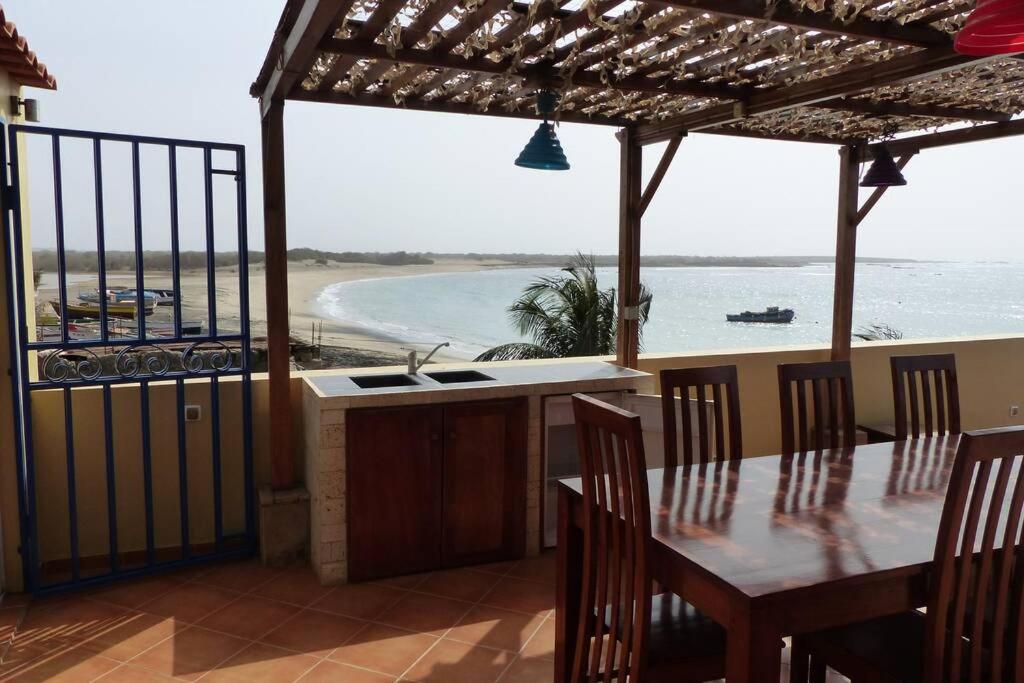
[816,98,1011,124]
[856,118,1024,161]
[831,144,860,361]
[634,47,991,145]
[637,133,684,217]
[617,127,642,369]
[260,100,295,489]
[654,0,950,48]
[255,0,353,118]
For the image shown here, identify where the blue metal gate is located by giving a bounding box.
[1,124,254,594]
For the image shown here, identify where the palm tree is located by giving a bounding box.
[475,253,653,361]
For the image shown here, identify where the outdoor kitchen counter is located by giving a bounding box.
[300,359,652,585]
[302,359,653,407]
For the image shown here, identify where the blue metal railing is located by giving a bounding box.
[2,123,254,595]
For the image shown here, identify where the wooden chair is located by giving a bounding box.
[778,360,856,455]
[570,393,727,682]
[892,353,961,441]
[792,426,1024,682]
[660,365,743,468]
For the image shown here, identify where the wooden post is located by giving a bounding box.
[616,127,642,369]
[831,145,860,361]
[261,99,294,489]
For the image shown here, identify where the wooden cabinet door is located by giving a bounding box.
[347,406,443,581]
[442,400,527,567]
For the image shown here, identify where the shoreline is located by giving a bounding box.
[34,258,523,365]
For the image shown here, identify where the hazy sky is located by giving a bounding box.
[8,0,1023,260]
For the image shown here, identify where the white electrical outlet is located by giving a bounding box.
[185,405,202,422]
[1011,405,1020,418]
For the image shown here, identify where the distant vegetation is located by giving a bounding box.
[423,253,916,268]
[31,249,434,272]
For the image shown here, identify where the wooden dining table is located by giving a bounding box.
[555,436,962,682]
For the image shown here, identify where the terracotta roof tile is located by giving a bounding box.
[0,5,55,90]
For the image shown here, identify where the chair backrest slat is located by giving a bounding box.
[924,426,1024,682]
[891,354,960,440]
[660,365,743,467]
[778,361,856,455]
[572,394,652,683]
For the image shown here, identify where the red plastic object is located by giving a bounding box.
[955,0,1024,55]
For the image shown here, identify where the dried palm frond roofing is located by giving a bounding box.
[251,0,1023,144]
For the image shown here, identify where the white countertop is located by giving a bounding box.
[303,359,652,409]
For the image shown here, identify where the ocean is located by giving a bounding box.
[317,261,1024,359]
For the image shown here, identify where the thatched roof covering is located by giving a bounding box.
[252,0,1023,144]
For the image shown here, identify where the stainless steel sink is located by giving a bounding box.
[350,374,419,389]
[425,370,495,384]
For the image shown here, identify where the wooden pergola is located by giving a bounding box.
[252,0,1024,488]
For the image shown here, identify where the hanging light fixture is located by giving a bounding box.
[860,145,907,188]
[515,90,570,171]
[955,0,1024,55]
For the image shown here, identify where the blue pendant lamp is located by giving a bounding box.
[515,90,570,170]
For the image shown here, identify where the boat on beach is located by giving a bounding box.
[78,287,174,305]
[51,299,155,320]
[726,306,795,324]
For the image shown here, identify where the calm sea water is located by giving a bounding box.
[317,262,1024,359]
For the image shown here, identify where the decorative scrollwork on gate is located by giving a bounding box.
[114,344,173,378]
[41,348,104,383]
[181,341,237,374]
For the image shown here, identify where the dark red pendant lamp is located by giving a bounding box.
[955,0,1024,55]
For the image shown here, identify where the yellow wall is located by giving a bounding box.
[2,333,1023,590]
[637,334,1024,457]
[0,72,33,594]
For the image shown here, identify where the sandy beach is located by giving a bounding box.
[34,258,519,366]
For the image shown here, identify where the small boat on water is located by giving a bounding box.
[51,299,155,320]
[726,306,795,324]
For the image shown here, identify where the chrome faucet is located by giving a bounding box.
[407,342,450,374]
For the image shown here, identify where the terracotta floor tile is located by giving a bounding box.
[310,583,405,621]
[15,599,131,650]
[414,569,501,603]
[376,592,473,636]
[480,577,555,615]
[76,612,183,662]
[129,625,249,681]
[498,656,554,683]
[197,561,283,593]
[260,609,363,658]
[89,576,182,609]
[467,560,518,577]
[298,659,395,682]
[0,644,120,682]
[518,615,554,660]
[0,593,32,609]
[198,596,299,640]
[95,663,178,681]
[402,639,511,683]
[252,568,334,607]
[138,583,241,624]
[506,554,556,586]
[444,605,546,653]
[204,641,318,682]
[371,573,428,591]
[0,607,23,642]
[328,623,437,676]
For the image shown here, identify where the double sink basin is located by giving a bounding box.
[350,369,495,390]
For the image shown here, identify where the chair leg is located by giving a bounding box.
[809,656,826,683]
[789,637,809,683]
